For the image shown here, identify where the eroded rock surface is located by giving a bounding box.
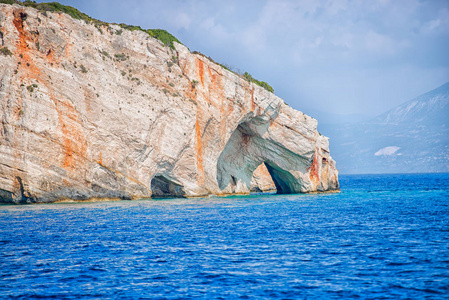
[0,4,339,203]
[250,163,276,193]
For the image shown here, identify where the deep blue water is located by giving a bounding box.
[1,173,449,299]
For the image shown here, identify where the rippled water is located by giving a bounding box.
[1,173,449,299]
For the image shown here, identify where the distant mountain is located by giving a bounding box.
[372,82,449,126]
[321,82,449,174]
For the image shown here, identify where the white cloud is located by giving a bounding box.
[421,8,449,34]
[374,146,401,156]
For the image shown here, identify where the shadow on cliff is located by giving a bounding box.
[151,175,186,198]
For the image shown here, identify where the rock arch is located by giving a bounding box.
[263,162,297,194]
[217,115,311,195]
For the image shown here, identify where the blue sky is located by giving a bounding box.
[37,0,449,120]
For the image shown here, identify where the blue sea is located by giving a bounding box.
[1,173,448,299]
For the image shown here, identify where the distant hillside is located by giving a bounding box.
[372,82,449,126]
[322,82,449,174]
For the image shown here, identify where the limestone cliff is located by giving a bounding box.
[0,3,339,203]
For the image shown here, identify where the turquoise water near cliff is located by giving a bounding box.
[1,173,448,299]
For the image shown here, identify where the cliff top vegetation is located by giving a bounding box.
[0,0,181,49]
[0,0,274,93]
[192,51,274,93]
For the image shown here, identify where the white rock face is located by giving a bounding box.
[0,4,339,203]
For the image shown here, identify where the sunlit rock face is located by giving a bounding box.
[0,4,339,203]
[250,163,276,193]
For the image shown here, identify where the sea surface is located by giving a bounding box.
[1,173,449,299]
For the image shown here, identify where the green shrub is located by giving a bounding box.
[243,72,274,93]
[118,23,143,32]
[147,29,181,50]
[114,53,127,61]
[99,50,110,58]
[0,0,20,5]
[218,63,232,72]
[1,1,275,94]
[192,51,274,93]
[2,1,182,52]
[0,46,13,56]
[21,1,110,28]
[80,64,87,73]
[115,24,181,49]
[193,51,235,74]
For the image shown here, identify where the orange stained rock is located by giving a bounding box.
[308,152,320,184]
[13,9,29,59]
[60,122,87,170]
[45,49,59,66]
[321,162,329,183]
[62,133,73,168]
[209,68,225,106]
[255,163,271,179]
[195,118,205,185]
[64,40,72,59]
[13,9,42,78]
[251,88,256,111]
[46,89,88,171]
[197,59,205,86]
[252,163,276,191]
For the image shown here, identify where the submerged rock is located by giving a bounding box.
[0,3,339,203]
